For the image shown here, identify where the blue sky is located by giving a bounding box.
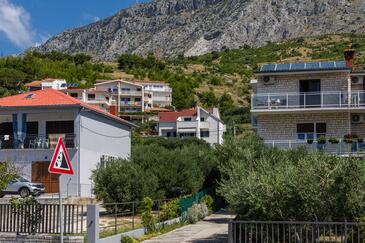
[0,0,151,56]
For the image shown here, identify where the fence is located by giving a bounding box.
[0,203,85,234]
[179,188,214,214]
[99,198,177,237]
[228,221,365,243]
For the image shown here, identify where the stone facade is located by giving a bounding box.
[256,71,349,94]
[0,234,83,243]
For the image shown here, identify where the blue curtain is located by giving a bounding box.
[20,113,27,146]
[12,114,18,148]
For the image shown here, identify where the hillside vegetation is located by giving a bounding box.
[1,34,365,129]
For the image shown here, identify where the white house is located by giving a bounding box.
[25,78,68,91]
[0,89,136,197]
[158,106,225,145]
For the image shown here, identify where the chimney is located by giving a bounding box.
[344,49,355,68]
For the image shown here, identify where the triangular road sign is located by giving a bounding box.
[49,137,74,175]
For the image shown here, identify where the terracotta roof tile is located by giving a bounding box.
[159,108,197,122]
[0,89,136,127]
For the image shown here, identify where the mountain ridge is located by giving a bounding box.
[31,0,365,60]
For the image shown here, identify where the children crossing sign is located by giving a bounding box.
[48,137,74,175]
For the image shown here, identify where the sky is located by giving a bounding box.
[0,0,151,56]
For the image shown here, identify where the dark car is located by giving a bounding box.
[0,177,45,198]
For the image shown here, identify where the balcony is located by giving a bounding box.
[0,133,76,150]
[120,91,142,96]
[264,139,365,155]
[251,91,365,112]
[120,101,142,107]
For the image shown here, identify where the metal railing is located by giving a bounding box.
[229,221,365,243]
[252,91,365,111]
[264,140,365,155]
[120,101,143,107]
[0,203,85,234]
[0,133,76,150]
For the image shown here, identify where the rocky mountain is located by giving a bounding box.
[31,0,365,60]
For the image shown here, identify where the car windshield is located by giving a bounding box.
[17,177,29,183]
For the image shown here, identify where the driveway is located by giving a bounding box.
[142,210,235,243]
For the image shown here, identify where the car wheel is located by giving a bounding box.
[19,188,30,198]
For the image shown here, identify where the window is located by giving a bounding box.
[200,130,210,138]
[121,88,130,91]
[166,131,177,137]
[88,94,95,100]
[200,117,205,122]
[137,88,142,91]
[183,117,192,122]
[297,123,326,140]
[135,98,141,102]
[70,93,78,98]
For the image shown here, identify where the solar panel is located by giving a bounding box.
[259,60,348,72]
[276,64,291,71]
[305,62,320,69]
[291,63,305,70]
[261,64,276,72]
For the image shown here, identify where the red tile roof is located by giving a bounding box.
[0,89,136,127]
[159,108,197,122]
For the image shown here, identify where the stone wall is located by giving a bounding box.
[257,72,349,94]
[0,234,83,243]
[256,112,351,140]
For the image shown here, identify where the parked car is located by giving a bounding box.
[0,177,45,198]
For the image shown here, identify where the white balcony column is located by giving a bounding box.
[117,82,121,113]
[142,88,145,112]
[82,90,87,102]
[348,76,352,106]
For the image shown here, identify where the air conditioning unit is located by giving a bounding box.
[263,76,276,85]
[351,76,362,85]
[352,114,364,124]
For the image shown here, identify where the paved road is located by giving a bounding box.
[143,211,235,243]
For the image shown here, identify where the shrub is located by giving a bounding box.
[159,199,180,221]
[218,134,365,221]
[317,136,326,144]
[142,197,156,233]
[121,236,138,243]
[201,195,214,214]
[187,203,209,224]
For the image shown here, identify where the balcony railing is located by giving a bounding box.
[252,91,365,111]
[264,139,365,155]
[120,101,142,107]
[0,134,76,150]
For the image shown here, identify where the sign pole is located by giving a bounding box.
[59,175,64,243]
[49,137,73,243]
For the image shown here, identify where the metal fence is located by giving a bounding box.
[229,221,365,243]
[0,203,85,234]
[99,199,175,236]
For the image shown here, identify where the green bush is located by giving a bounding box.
[141,197,156,233]
[187,203,209,224]
[159,199,180,221]
[201,195,214,214]
[121,236,138,243]
[218,134,365,221]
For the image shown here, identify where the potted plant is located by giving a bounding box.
[344,134,353,144]
[317,136,326,144]
[307,138,314,144]
[328,137,339,144]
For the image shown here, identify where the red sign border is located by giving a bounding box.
[48,137,74,175]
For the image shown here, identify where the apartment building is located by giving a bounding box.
[63,79,172,116]
[0,89,136,196]
[158,106,225,145]
[251,49,365,154]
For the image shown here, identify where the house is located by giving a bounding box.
[0,89,136,196]
[158,106,225,145]
[251,49,365,154]
[25,78,68,91]
[62,79,172,120]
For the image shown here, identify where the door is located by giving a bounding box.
[300,80,321,107]
[32,162,59,193]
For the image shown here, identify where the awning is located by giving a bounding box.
[177,128,197,133]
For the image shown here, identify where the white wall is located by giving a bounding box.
[79,110,131,197]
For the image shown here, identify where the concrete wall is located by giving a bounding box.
[256,112,351,141]
[0,234,83,243]
[256,72,349,94]
[79,110,131,197]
